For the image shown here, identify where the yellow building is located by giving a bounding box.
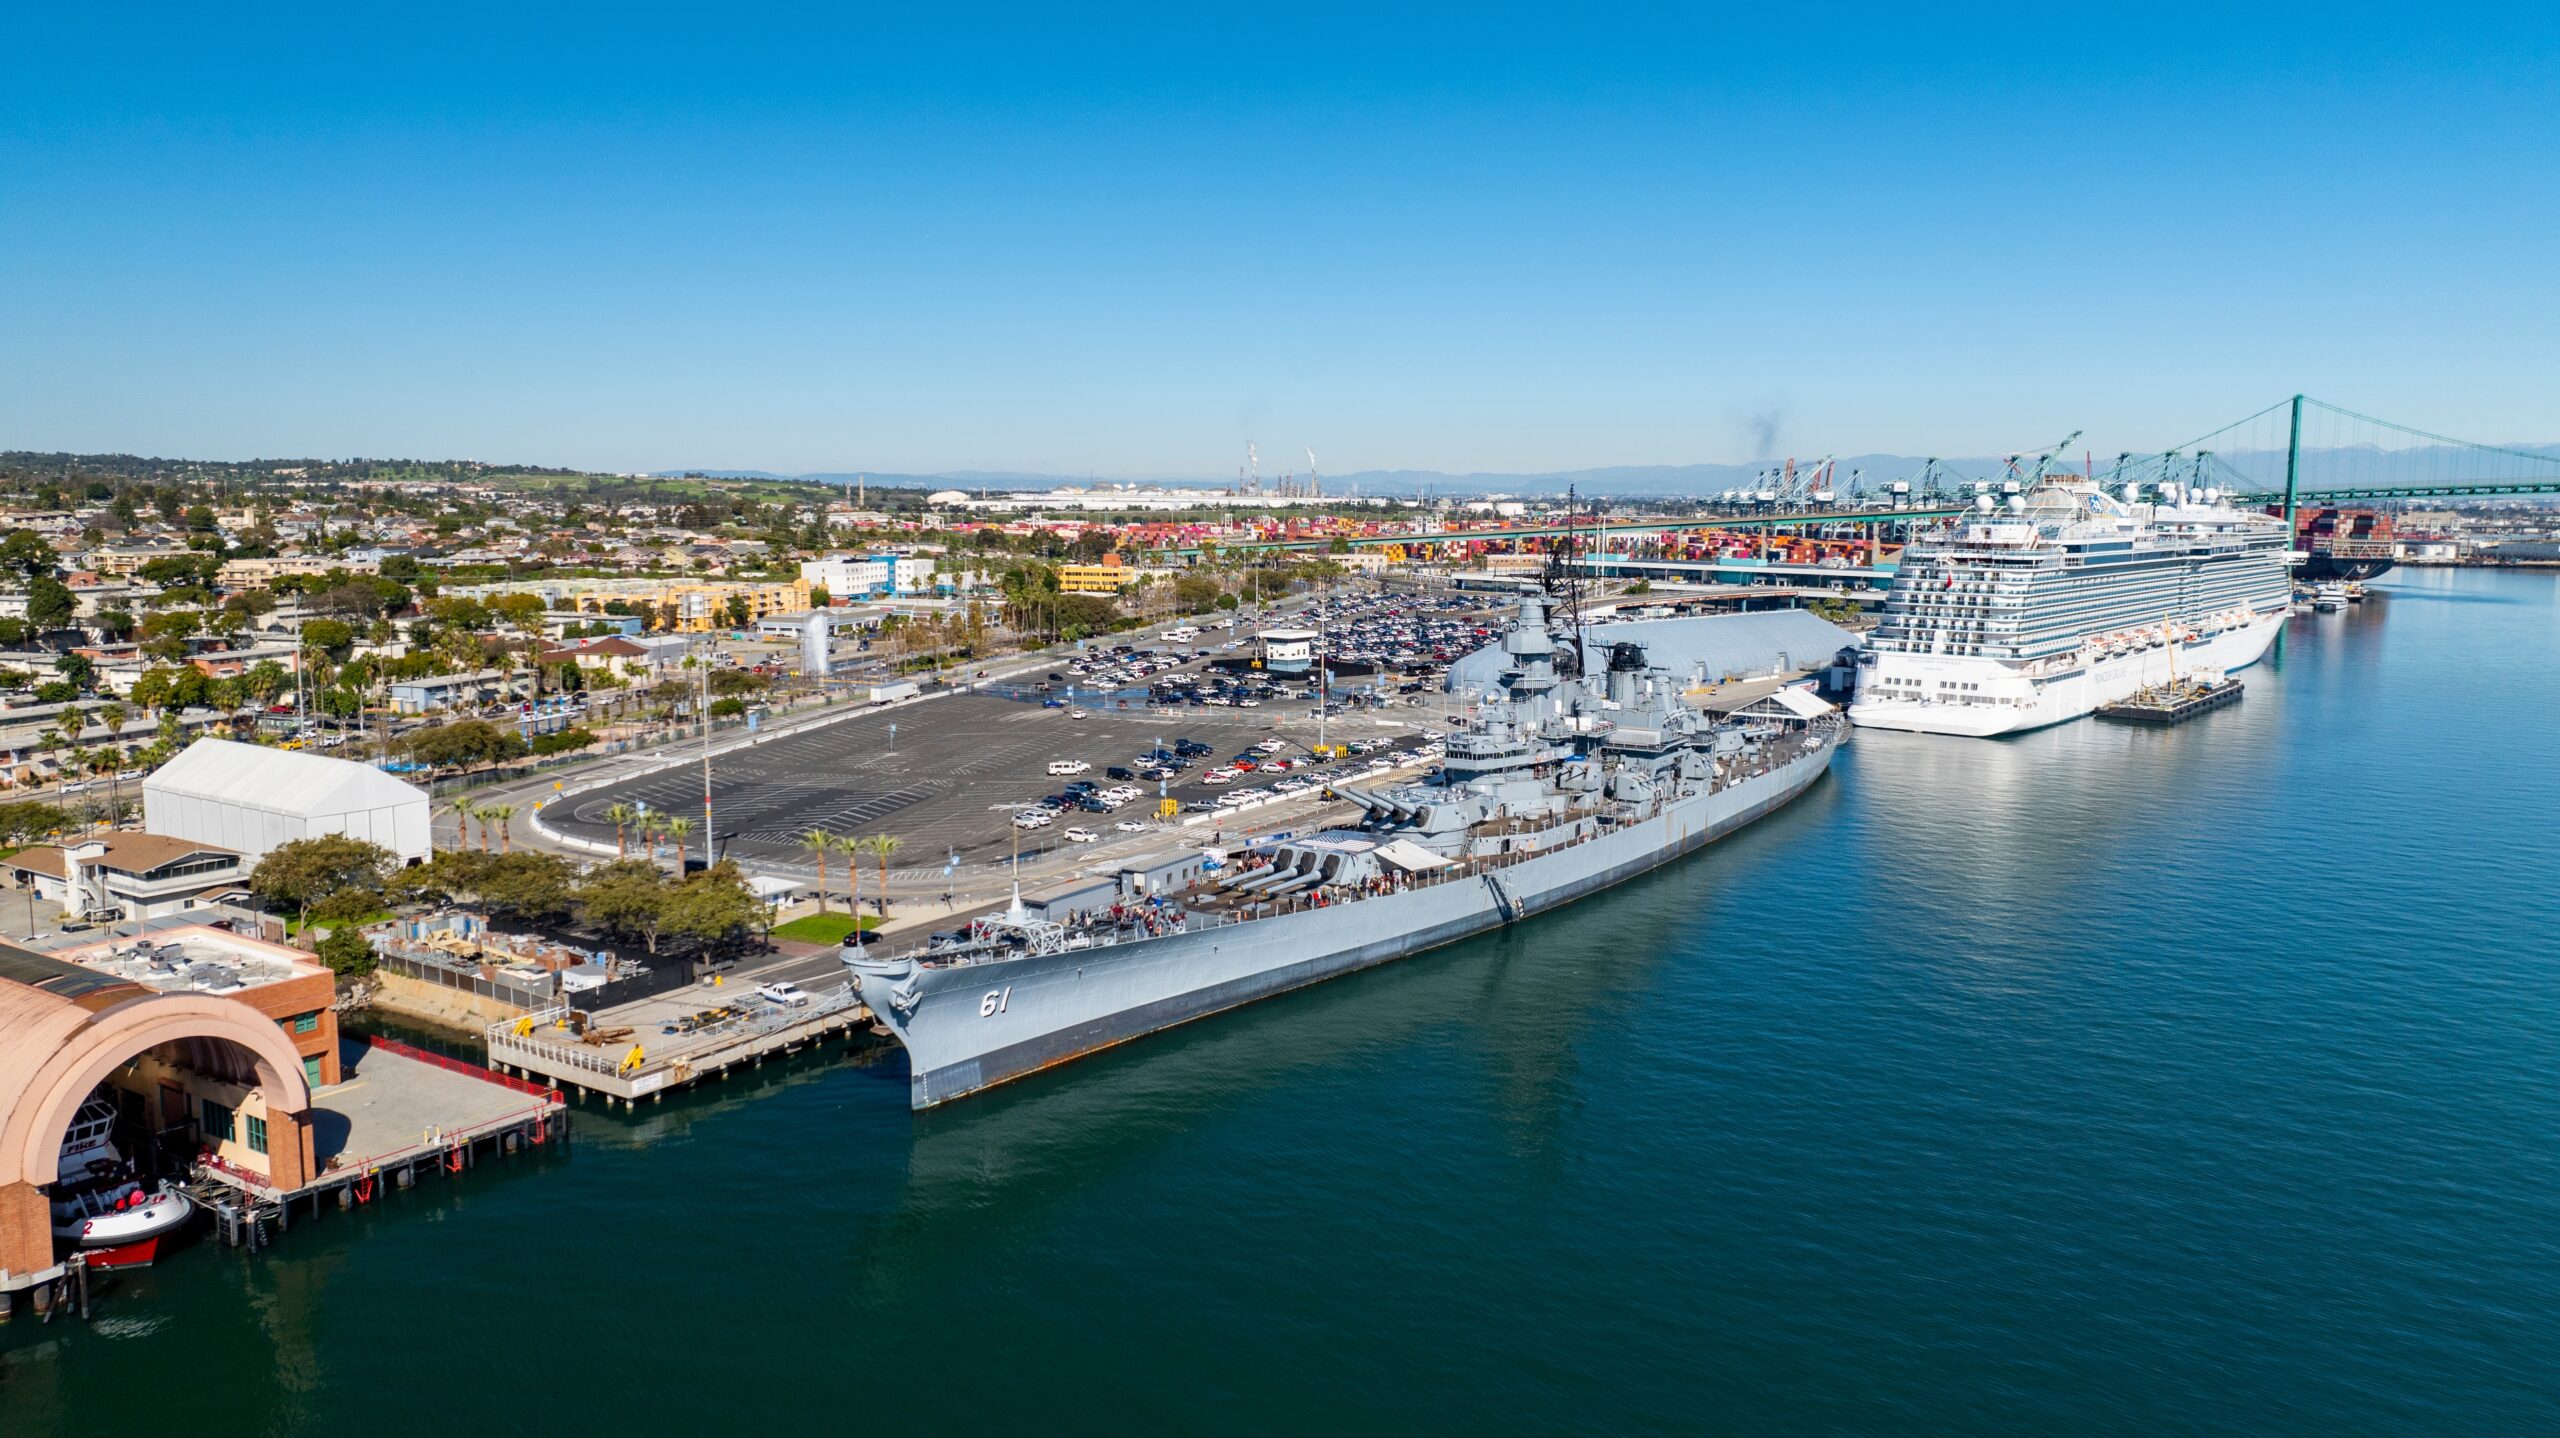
[571,578,810,632]
[1058,564,1137,595]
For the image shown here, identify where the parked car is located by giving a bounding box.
[1063,827,1099,844]
[757,981,811,1007]
[1047,759,1091,775]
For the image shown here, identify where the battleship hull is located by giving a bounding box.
[856,731,1840,1108]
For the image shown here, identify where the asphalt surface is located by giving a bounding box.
[548,693,1338,871]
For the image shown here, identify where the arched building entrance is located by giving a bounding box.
[1,968,314,1284]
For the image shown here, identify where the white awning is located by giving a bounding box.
[1750,688,1835,719]
[1373,839,1455,872]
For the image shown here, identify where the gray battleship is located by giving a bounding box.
[847,592,1845,1109]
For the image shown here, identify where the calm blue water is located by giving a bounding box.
[7,567,2558,1434]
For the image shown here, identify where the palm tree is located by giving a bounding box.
[849,829,880,931]
[664,816,695,873]
[445,799,474,854]
[800,828,838,913]
[95,702,128,818]
[89,749,123,828]
[858,833,901,919]
[604,802,637,857]
[487,803,516,854]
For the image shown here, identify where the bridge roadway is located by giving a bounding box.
[1179,480,2556,558]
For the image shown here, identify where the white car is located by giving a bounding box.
[1257,737,1288,752]
[1013,810,1052,829]
[1047,759,1091,776]
[757,981,811,1007]
[1063,827,1099,843]
[1202,769,1237,785]
[1067,708,1089,721]
[1113,819,1148,833]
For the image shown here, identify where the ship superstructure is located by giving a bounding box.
[1850,476,2292,737]
[848,592,1843,1109]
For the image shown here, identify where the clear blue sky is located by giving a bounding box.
[4,4,2554,477]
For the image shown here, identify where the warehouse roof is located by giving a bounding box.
[143,738,430,819]
[1446,609,1857,694]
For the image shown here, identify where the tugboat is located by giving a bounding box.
[50,1093,195,1269]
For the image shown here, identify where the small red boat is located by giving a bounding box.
[51,1094,196,1269]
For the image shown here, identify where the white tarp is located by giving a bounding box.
[1373,838,1455,872]
[1751,687,1836,719]
[144,738,433,864]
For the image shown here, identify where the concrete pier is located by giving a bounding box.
[487,983,876,1105]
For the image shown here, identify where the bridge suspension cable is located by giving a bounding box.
[2164,395,2560,525]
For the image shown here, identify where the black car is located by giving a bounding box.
[1175,739,1211,755]
[1065,780,1097,794]
[1040,794,1071,809]
[1105,765,1136,780]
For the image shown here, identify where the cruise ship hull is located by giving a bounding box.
[1848,610,2285,738]
[855,733,1839,1108]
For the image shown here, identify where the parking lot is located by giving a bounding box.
[547,585,1499,877]
[546,693,1362,871]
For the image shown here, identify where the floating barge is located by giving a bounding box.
[2097,678,2243,725]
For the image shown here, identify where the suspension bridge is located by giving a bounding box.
[1177,397,2560,559]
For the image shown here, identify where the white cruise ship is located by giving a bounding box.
[1850,477,2293,737]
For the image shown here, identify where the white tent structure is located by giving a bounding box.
[143,739,433,865]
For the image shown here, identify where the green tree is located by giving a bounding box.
[663,862,766,950]
[577,859,672,955]
[315,923,378,977]
[24,575,74,628]
[0,800,68,843]
[302,618,357,661]
[0,529,56,576]
[722,593,753,629]
[855,832,901,916]
[249,834,396,928]
[603,801,638,858]
[800,829,837,913]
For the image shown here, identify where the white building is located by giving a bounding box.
[800,553,939,597]
[2,833,250,923]
[143,739,434,865]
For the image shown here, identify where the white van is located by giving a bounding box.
[1046,759,1091,776]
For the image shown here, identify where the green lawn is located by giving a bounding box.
[770,912,880,944]
[286,909,392,937]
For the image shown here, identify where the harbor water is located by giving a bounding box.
[5,567,2557,1433]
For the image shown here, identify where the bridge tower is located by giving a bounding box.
[2283,393,2304,533]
